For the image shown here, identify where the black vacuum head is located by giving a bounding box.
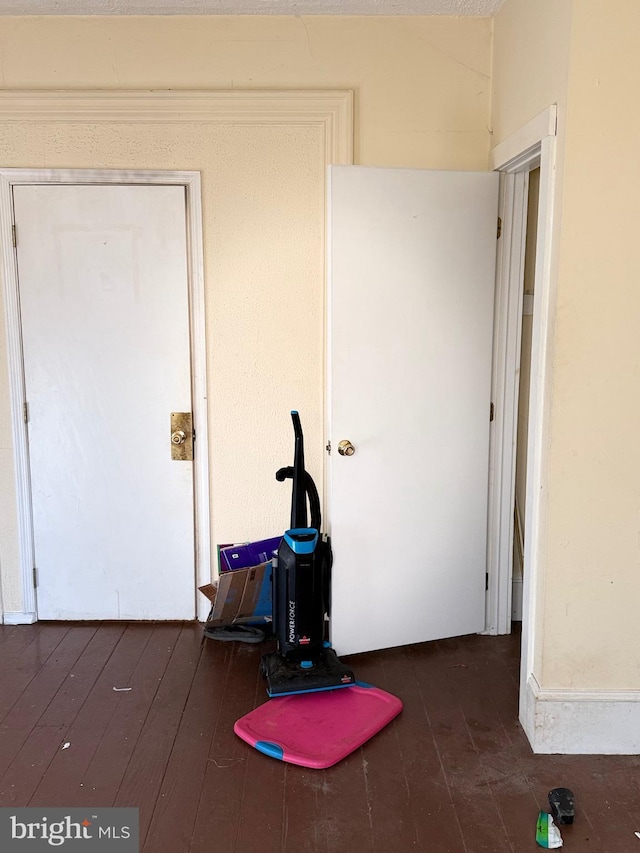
[261,647,355,697]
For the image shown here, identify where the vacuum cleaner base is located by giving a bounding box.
[261,647,356,697]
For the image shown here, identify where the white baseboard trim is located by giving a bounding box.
[2,611,37,625]
[522,674,640,754]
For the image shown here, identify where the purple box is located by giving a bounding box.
[219,544,252,572]
[247,536,282,566]
[219,537,281,573]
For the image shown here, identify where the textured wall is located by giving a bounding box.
[491,0,572,147]
[0,15,492,168]
[0,15,492,613]
[494,0,640,691]
[541,0,640,689]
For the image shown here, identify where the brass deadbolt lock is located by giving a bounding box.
[170,413,193,460]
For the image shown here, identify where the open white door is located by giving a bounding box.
[328,166,498,656]
[15,184,195,620]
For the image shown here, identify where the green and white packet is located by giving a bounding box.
[536,811,563,848]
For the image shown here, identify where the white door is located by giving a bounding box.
[15,184,195,620]
[328,166,499,656]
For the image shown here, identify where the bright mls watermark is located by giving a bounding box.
[0,809,138,850]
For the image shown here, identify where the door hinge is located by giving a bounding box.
[485,572,489,591]
[497,217,502,239]
[23,401,29,423]
[12,224,17,248]
[33,566,38,588]
[325,440,331,455]
[490,402,495,422]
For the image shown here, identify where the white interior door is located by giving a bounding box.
[328,165,498,656]
[15,183,195,620]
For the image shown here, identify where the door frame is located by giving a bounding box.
[485,106,559,710]
[0,168,210,623]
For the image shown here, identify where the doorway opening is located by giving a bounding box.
[512,166,540,622]
[486,106,559,740]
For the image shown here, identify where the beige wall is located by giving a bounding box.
[491,0,572,147]
[542,0,640,689]
[495,0,640,691]
[0,16,492,169]
[0,16,492,615]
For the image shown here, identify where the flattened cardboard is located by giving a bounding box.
[199,561,271,627]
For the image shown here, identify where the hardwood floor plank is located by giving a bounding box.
[2,625,98,731]
[320,748,377,853]
[0,626,17,645]
[189,641,272,853]
[143,635,229,853]
[0,625,71,724]
[522,753,640,851]
[59,624,183,810]
[346,649,421,853]
[412,637,514,853]
[374,644,469,853]
[38,623,127,727]
[29,624,155,807]
[0,626,95,777]
[3,624,640,853]
[0,726,67,807]
[441,635,539,852]
[115,623,204,846]
[232,725,286,853]
[281,764,327,853]
[0,624,125,809]
[0,625,38,654]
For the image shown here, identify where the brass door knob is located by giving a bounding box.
[171,429,187,445]
[338,439,355,456]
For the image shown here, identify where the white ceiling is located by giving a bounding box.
[0,0,505,16]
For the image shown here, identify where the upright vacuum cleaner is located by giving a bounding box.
[261,411,356,697]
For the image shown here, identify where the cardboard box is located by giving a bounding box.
[199,561,272,627]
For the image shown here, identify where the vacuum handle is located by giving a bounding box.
[276,466,321,533]
[290,410,307,529]
[291,410,303,442]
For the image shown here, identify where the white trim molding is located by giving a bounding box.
[0,168,210,623]
[490,106,557,173]
[0,174,37,622]
[0,89,354,166]
[524,675,640,754]
[3,611,37,625]
[486,107,557,639]
[488,106,559,750]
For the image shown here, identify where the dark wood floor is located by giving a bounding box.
[1,623,639,852]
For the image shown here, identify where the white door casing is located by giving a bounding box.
[14,181,202,620]
[328,165,499,657]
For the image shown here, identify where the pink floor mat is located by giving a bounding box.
[234,682,403,769]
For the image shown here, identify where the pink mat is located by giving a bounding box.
[234,683,403,769]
